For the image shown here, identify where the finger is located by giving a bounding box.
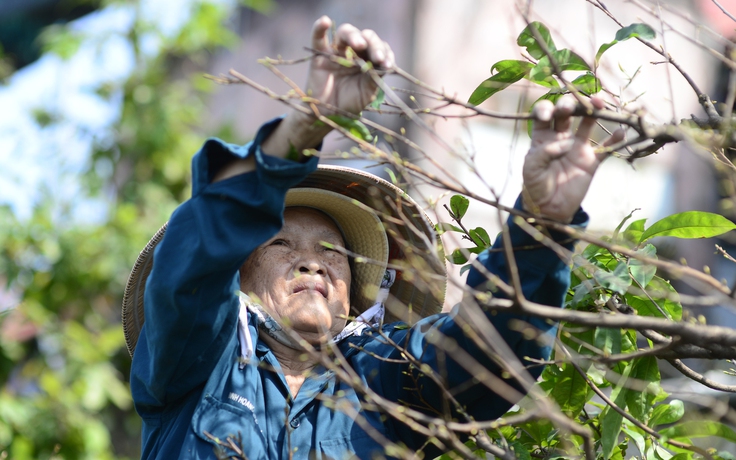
[575,96,605,141]
[335,23,368,53]
[541,138,576,157]
[311,16,332,53]
[361,29,389,67]
[384,47,395,69]
[595,128,626,162]
[553,96,575,132]
[602,128,625,147]
[532,100,555,132]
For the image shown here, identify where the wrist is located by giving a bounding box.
[261,111,330,159]
[521,190,574,224]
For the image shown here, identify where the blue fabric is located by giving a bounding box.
[130,117,588,459]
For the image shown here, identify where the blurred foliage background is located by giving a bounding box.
[0,0,269,457]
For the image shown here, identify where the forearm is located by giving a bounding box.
[132,119,320,406]
[374,198,587,422]
[213,110,330,182]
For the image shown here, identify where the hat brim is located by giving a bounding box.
[122,165,446,358]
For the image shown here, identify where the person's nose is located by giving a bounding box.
[297,252,326,276]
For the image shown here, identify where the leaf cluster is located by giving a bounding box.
[441,195,736,459]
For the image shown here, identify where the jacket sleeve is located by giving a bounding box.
[130,118,319,411]
[361,197,587,447]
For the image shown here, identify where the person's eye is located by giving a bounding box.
[270,239,288,247]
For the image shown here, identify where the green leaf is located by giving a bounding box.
[623,218,647,244]
[39,25,83,60]
[649,400,684,428]
[370,88,385,109]
[628,244,657,287]
[469,227,491,248]
[508,440,531,460]
[517,22,557,60]
[595,23,656,66]
[594,327,622,356]
[459,264,472,276]
[640,211,736,242]
[468,60,533,105]
[623,426,647,456]
[448,248,468,265]
[325,115,373,141]
[627,295,668,319]
[571,73,601,94]
[660,420,736,443]
[615,23,657,42]
[550,364,591,417]
[601,363,633,459]
[625,356,661,422]
[435,222,463,235]
[593,261,632,295]
[528,50,590,82]
[450,195,470,220]
[669,453,693,460]
[524,73,560,88]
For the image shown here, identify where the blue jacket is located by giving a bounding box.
[130,118,587,459]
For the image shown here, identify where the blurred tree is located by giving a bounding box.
[0,0,268,457]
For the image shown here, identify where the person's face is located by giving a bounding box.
[240,207,351,344]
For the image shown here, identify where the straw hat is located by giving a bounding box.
[122,165,446,357]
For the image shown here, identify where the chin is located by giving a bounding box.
[283,303,339,333]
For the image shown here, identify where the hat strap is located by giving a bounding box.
[237,269,396,369]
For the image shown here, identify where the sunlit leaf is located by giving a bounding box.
[325,115,373,141]
[639,211,736,242]
[550,364,591,417]
[571,73,601,94]
[468,60,533,105]
[649,400,684,427]
[623,218,647,244]
[517,22,557,59]
[660,420,736,443]
[528,50,590,82]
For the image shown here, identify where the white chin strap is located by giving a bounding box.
[237,269,396,369]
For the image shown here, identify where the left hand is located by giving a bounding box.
[522,96,624,223]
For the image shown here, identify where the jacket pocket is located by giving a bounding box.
[318,431,386,460]
[191,394,266,454]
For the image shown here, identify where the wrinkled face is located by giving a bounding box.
[240,207,351,344]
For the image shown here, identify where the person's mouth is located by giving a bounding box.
[292,281,327,298]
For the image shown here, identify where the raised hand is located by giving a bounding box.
[522,97,624,223]
[305,16,394,116]
[258,16,394,160]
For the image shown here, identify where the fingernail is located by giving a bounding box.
[375,49,385,62]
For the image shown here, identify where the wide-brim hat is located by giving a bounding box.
[122,164,447,357]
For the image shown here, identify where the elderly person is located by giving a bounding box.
[123,16,621,460]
